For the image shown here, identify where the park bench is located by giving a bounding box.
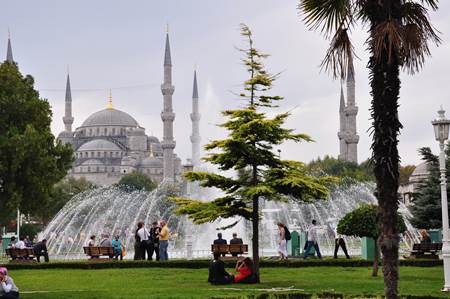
[408,243,442,259]
[211,244,248,257]
[83,246,114,259]
[5,248,35,261]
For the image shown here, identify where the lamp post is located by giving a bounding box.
[432,107,450,291]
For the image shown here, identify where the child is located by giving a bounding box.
[0,267,20,299]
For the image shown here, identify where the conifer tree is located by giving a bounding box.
[172,24,335,280]
[410,146,450,229]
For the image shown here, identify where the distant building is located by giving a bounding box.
[3,31,201,186]
[398,162,430,205]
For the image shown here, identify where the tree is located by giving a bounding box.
[306,155,374,181]
[39,177,96,223]
[298,1,440,297]
[172,24,335,281]
[399,165,416,185]
[338,204,406,277]
[0,61,73,220]
[410,146,450,229]
[116,171,157,192]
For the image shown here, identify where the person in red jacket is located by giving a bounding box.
[234,257,254,283]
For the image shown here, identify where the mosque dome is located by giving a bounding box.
[78,139,120,151]
[80,108,139,128]
[141,156,163,168]
[410,162,429,183]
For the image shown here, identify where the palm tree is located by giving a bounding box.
[297,1,440,298]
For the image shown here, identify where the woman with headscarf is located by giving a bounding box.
[0,267,20,299]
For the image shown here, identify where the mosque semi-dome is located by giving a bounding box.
[80,108,139,128]
[78,139,121,151]
[141,156,163,168]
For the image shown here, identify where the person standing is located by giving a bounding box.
[0,267,20,299]
[111,235,123,261]
[159,220,170,261]
[33,239,49,263]
[333,227,350,259]
[277,223,288,260]
[303,220,322,259]
[149,221,160,261]
[136,222,150,260]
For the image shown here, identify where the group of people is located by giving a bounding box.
[134,220,171,261]
[7,236,49,263]
[208,253,256,284]
[276,220,352,260]
[87,234,124,260]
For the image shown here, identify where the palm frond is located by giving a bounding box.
[371,20,403,66]
[321,27,355,79]
[401,2,441,74]
[420,0,439,11]
[298,0,353,37]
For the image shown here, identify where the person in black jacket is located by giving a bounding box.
[208,253,233,284]
[33,239,49,262]
[149,221,160,261]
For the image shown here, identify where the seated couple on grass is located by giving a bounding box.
[208,253,257,285]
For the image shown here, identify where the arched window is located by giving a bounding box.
[110,152,113,157]
[87,166,91,172]
[97,152,100,157]
[104,128,107,135]
[112,167,115,172]
[112,128,116,135]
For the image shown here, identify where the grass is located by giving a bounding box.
[8,266,445,298]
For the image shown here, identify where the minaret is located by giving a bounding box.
[6,30,13,63]
[161,31,176,181]
[190,69,201,167]
[337,85,347,160]
[63,73,74,132]
[343,56,359,163]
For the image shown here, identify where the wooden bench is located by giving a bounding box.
[409,243,442,259]
[5,248,35,261]
[83,246,114,259]
[211,244,248,257]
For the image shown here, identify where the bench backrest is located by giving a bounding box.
[412,243,443,251]
[5,248,34,257]
[211,244,248,254]
[83,246,113,256]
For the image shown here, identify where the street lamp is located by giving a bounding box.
[431,107,450,292]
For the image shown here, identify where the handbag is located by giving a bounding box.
[121,247,126,257]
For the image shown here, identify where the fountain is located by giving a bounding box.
[40,180,419,259]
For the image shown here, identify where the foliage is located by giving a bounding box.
[38,177,96,223]
[410,145,450,229]
[399,165,416,185]
[298,0,440,296]
[338,204,407,239]
[172,24,335,279]
[2,266,445,299]
[0,61,73,220]
[306,156,374,181]
[19,223,42,240]
[115,171,157,192]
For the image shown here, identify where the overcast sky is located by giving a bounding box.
[2,0,449,166]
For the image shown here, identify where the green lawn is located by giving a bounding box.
[9,266,444,298]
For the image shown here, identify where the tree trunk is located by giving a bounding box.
[252,196,260,283]
[372,241,379,277]
[369,48,401,298]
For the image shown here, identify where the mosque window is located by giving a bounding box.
[96,128,100,135]
[89,129,92,136]
[90,152,94,157]
[115,152,119,157]
[87,167,90,172]
[96,166,99,172]
[85,152,88,158]
[104,128,107,135]
[110,152,113,157]
[112,167,115,172]
[112,128,116,135]
[97,152,100,157]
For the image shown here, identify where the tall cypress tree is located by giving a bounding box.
[172,24,335,280]
[410,146,450,229]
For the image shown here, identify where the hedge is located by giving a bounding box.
[206,292,447,299]
[0,258,442,271]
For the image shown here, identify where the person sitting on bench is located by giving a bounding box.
[420,229,432,244]
[208,253,233,285]
[234,257,255,284]
[33,239,49,263]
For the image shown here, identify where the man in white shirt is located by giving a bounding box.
[303,220,322,259]
[15,237,26,250]
[136,222,150,260]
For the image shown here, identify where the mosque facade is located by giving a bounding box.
[0,31,201,186]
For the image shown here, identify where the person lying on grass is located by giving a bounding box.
[0,267,20,299]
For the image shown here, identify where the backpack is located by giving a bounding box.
[284,226,291,241]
